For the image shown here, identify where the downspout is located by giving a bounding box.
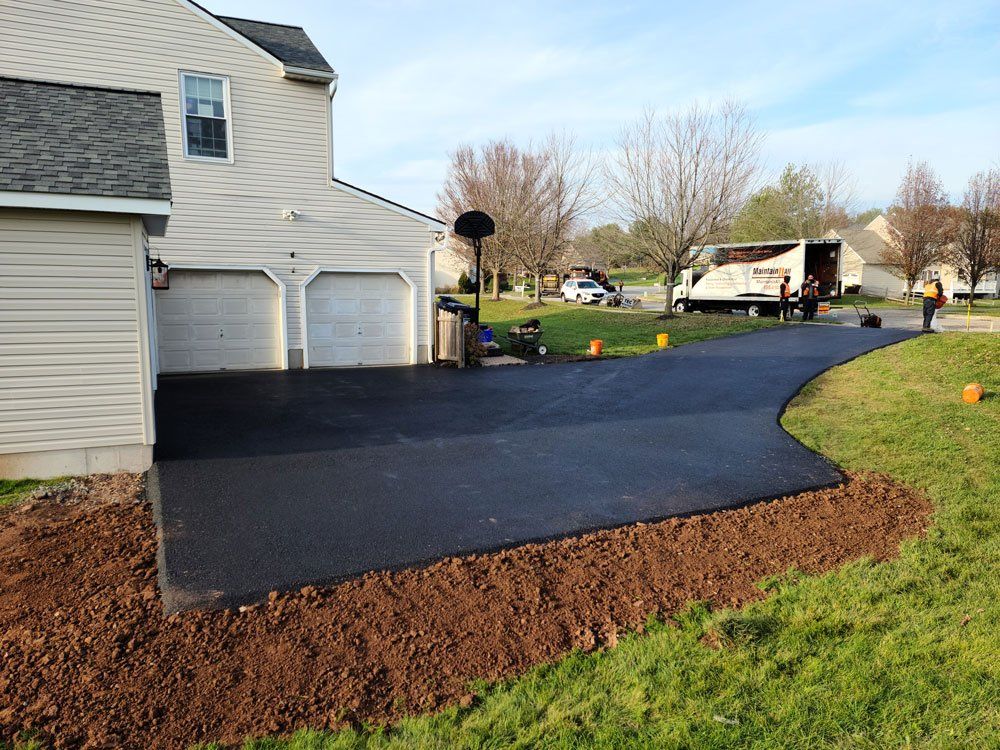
[328,74,339,180]
[428,232,445,363]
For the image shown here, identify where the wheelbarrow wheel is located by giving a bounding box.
[537,345,548,356]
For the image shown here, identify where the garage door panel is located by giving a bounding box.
[191,298,221,315]
[221,298,249,315]
[384,298,406,314]
[306,272,410,368]
[307,297,332,315]
[156,270,281,374]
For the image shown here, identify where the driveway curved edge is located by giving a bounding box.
[151,324,917,611]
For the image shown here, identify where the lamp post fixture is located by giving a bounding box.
[453,210,496,325]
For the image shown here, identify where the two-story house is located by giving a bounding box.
[829,215,999,300]
[0,0,446,478]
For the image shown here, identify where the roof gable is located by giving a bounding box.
[833,227,887,264]
[178,1,336,82]
[217,16,334,74]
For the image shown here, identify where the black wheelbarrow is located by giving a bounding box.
[498,322,548,355]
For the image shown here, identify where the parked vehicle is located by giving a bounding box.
[560,279,608,304]
[672,238,843,317]
[540,274,562,296]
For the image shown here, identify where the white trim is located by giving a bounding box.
[330,180,446,230]
[0,191,171,215]
[178,71,235,164]
[300,268,419,369]
[130,218,157,446]
[0,191,171,235]
[282,65,338,83]
[173,0,284,68]
[428,244,437,362]
[164,264,289,370]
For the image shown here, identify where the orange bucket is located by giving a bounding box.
[962,383,984,404]
[589,339,603,356]
[657,333,669,349]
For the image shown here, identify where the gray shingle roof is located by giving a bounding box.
[0,77,171,201]
[834,227,888,264]
[217,16,334,74]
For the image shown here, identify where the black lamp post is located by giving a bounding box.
[453,210,496,325]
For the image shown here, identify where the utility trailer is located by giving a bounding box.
[672,238,843,317]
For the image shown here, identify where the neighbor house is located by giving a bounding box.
[826,215,905,296]
[0,0,446,478]
[828,215,998,299]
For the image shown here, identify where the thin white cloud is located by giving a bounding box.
[210,0,1000,215]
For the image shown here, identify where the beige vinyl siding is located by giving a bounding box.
[858,264,903,297]
[0,209,149,455]
[0,0,435,358]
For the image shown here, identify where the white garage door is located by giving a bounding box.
[155,270,281,373]
[306,272,410,367]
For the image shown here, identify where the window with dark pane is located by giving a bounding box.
[182,74,229,159]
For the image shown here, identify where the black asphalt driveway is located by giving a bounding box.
[151,324,915,611]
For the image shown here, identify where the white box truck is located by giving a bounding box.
[672,238,844,317]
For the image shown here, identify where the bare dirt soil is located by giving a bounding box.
[0,473,931,749]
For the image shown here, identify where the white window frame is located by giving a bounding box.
[178,71,235,163]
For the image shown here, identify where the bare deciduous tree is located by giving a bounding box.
[437,140,525,301]
[815,159,857,231]
[947,169,1000,306]
[512,133,601,304]
[607,102,762,315]
[881,160,959,301]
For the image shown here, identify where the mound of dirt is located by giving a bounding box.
[0,473,930,749]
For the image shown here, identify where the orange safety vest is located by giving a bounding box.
[800,283,815,299]
[780,282,791,299]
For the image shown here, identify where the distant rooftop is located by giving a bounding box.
[0,77,171,201]
[832,226,888,264]
[217,16,334,74]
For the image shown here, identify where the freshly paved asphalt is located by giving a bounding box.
[151,324,915,611]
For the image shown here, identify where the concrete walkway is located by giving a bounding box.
[151,325,915,611]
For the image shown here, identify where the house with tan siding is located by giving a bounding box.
[828,215,998,300]
[0,78,172,477]
[1,0,446,477]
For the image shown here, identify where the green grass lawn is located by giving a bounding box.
[836,293,910,309]
[839,294,1000,318]
[608,268,666,287]
[228,333,998,749]
[937,298,1000,318]
[0,478,55,510]
[472,297,778,357]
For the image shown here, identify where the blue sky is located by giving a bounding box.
[209,0,1000,219]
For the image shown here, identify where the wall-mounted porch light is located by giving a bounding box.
[150,256,170,290]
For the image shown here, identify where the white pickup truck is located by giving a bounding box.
[672,238,844,317]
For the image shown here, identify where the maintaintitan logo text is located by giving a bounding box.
[751,266,791,278]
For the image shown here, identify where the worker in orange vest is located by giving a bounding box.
[800,275,818,320]
[779,275,793,321]
[922,276,944,332]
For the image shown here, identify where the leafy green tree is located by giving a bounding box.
[731,164,826,241]
[852,207,884,226]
